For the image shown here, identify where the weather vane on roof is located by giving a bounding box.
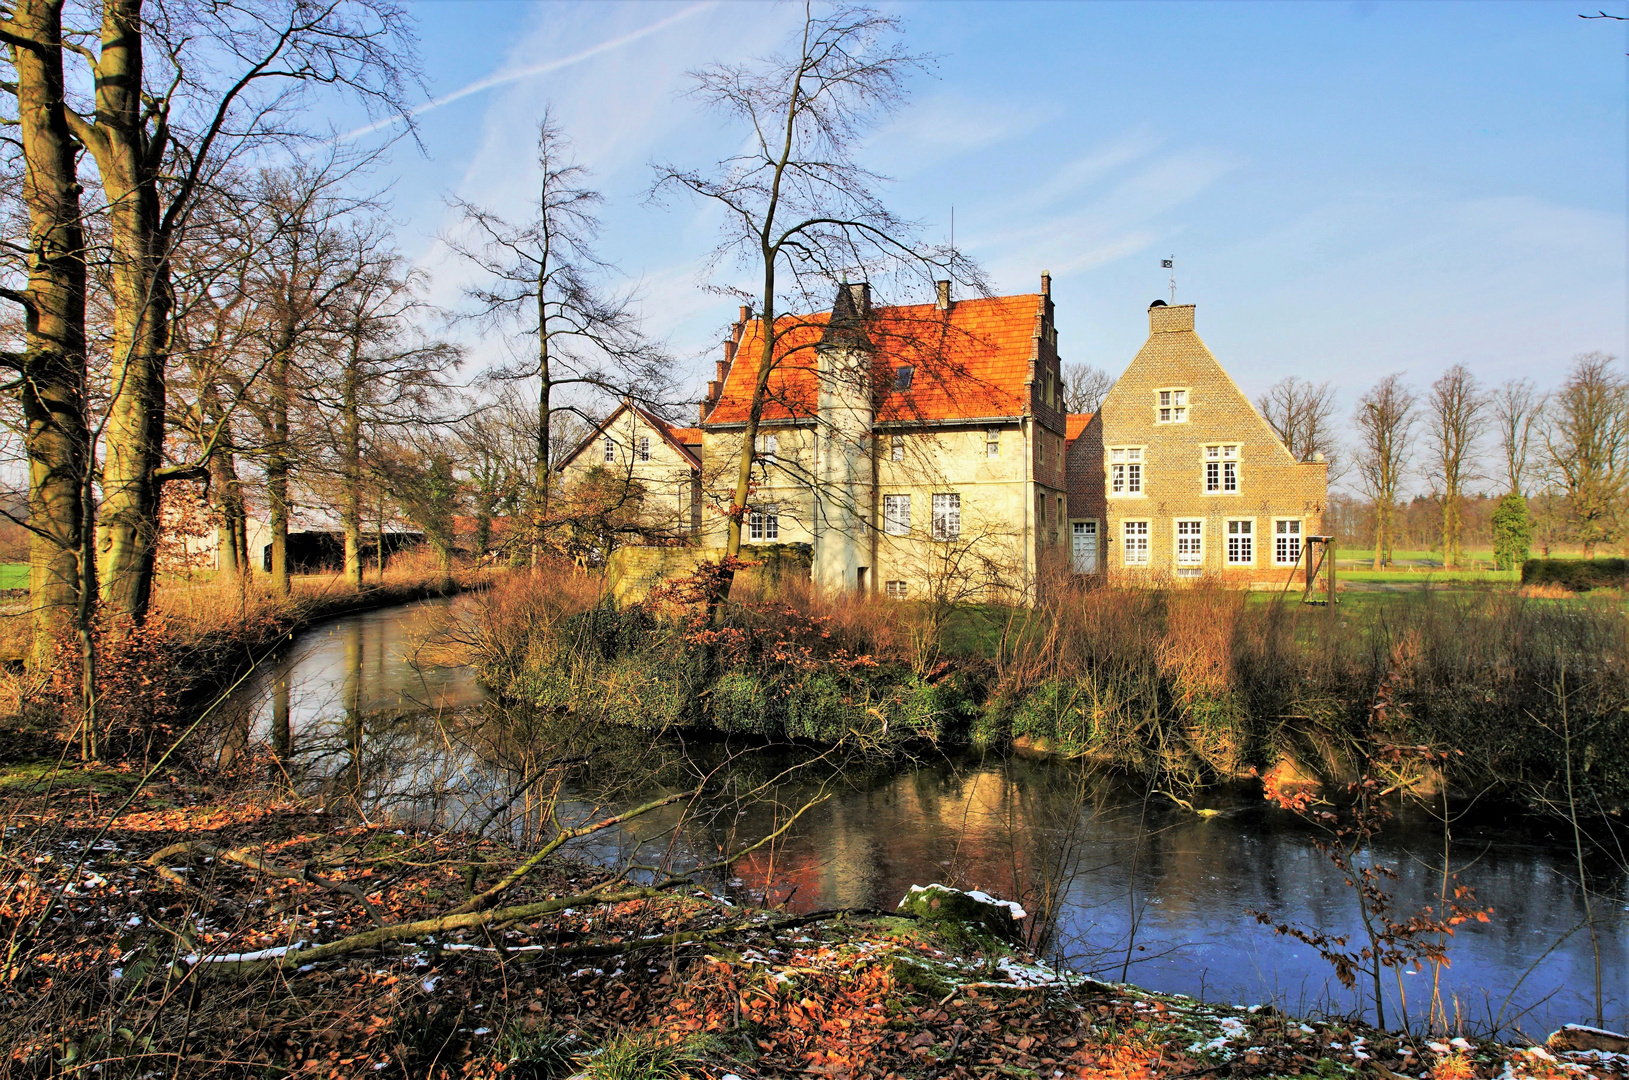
[1162,255,1175,303]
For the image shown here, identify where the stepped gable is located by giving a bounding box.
[702,292,1044,426]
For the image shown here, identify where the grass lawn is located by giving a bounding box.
[0,563,26,589]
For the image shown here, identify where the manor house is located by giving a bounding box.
[572,276,1327,598]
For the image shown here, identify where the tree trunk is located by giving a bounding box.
[10,0,90,668]
[267,346,292,594]
[341,349,363,589]
[532,278,551,567]
[83,0,172,625]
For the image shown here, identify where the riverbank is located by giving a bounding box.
[0,562,500,765]
[4,770,1620,1080]
[459,565,1629,808]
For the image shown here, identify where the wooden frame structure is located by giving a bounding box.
[1301,534,1336,605]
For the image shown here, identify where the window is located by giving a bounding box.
[748,505,779,542]
[1275,519,1302,566]
[1227,520,1254,565]
[893,365,914,390]
[1204,445,1239,493]
[931,493,961,541]
[1056,496,1066,541]
[891,434,904,461]
[1123,520,1150,566]
[637,436,650,463]
[1176,519,1204,569]
[1038,436,1046,470]
[883,494,911,536]
[885,580,909,599]
[1110,447,1143,495]
[1157,388,1189,423]
[986,428,1001,458]
[756,433,778,462]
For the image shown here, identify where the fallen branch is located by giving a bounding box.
[146,842,387,927]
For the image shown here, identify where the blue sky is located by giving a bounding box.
[351,0,1626,467]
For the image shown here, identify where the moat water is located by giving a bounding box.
[226,596,1627,1038]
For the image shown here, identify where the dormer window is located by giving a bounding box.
[893,366,914,390]
[1156,388,1188,423]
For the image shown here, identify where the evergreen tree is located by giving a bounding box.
[1492,491,1532,571]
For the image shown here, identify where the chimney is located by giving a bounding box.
[1148,301,1196,334]
[847,281,871,316]
[935,280,951,310]
[738,304,751,325]
[723,339,736,365]
[698,401,708,422]
[1041,270,1051,297]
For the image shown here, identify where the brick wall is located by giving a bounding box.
[1074,303,1328,583]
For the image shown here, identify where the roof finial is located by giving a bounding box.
[1162,255,1176,303]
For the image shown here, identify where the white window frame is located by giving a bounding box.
[603,436,615,463]
[1203,445,1240,495]
[1122,519,1151,566]
[891,434,904,461]
[1156,387,1190,424]
[756,433,778,462]
[885,579,909,600]
[637,436,651,463]
[1175,518,1204,567]
[1109,446,1144,497]
[882,494,911,536]
[1274,518,1303,566]
[931,493,961,541]
[749,505,779,542]
[1226,519,1255,566]
[986,428,1001,458]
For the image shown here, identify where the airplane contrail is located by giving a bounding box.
[343,2,717,141]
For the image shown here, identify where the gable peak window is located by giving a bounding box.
[637,436,651,462]
[893,365,914,390]
[603,436,615,463]
[1157,388,1189,423]
[1204,444,1239,493]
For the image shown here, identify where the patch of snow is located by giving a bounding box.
[421,976,440,992]
[189,944,297,964]
[903,883,1029,920]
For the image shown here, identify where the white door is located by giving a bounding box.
[1071,520,1099,573]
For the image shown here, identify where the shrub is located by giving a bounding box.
[1520,557,1628,591]
[1491,493,1532,570]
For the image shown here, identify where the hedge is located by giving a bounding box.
[1521,557,1629,591]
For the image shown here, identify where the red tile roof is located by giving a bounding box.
[1065,413,1092,448]
[668,427,703,446]
[703,294,1044,426]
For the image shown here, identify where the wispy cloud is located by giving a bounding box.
[342,2,717,141]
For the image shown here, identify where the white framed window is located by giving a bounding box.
[1274,519,1303,566]
[882,494,911,536]
[931,493,961,541]
[891,434,904,461]
[986,428,1000,458]
[748,505,779,542]
[1176,519,1204,567]
[885,579,909,599]
[1204,445,1239,494]
[637,436,651,463]
[756,433,778,462]
[1123,519,1150,566]
[1156,388,1189,423]
[1109,447,1143,495]
[1227,519,1254,565]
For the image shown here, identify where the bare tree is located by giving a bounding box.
[1425,364,1487,568]
[56,0,419,623]
[1492,377,1543,497]
[1541,352,1628,557]
[1257,376,1341,478]
[0,0,90,667]
[444,111,666,566]
[1061,362,1113,415]
[652,2,979,599]
[1353,374,1418,569]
